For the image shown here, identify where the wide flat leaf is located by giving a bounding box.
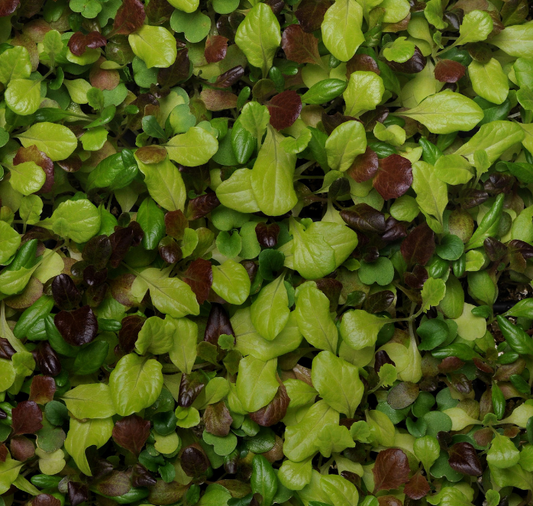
[469,59,509,106]
[325,121,367,172]
[168,317,198,374]
[166,127,219,167]
[490,20,533,58]
[344,71,385,117]
[216,169,260,213]
[9,161,45,196]
[5,79,41,116]
[211,260,250,305]
[62,384,115,420]
[17,123,78,161]
[339,309,387,350]
[412,161,448,233]
[128,26,177,68]
[236,356,279,412]
[0,457,23,494]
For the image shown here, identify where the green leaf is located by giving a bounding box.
[344,71,385,117]
[414,435,440,472]
[384,37,415,63]
[9,162,45,196]
[0,457,23,495]
[235,3,281,76]
[17,122,78,161]
[491,20,533,58]
[412,161,448,233]
[278,458,313,491]
[251,455,278,506]
[239,102,270,140]
[321,475,359,506]
[487,434,520,469]
[434,154,473,185]
[0,46,31,84]
[469,59,509,106]
[358,257,395,286]
[400,91,483,134]
[5,79,41,116]
[301,80,347,105]
[211,260,251,305]
[88,150,138,191]
[0,358,16,392]
[128,26,177,68]
[168,317,198,374]
[167,0,198,13]
[316,425,355,458]
[166,127,219,167]
[321,0,364,62]
[456,10,493,45]
[339,309,387,350]
[64,418,113,476]
[421,277,446,312]
[325,120,367,172]
[251,126,297,216]
[311,351,363,417]
[135,316,174,356]
[216,231,242,258]
[109,354,164,416]
[250,274,290,341]
[236,356,279,412]
[0,221,21,265]
[366,409,395,446]
[216,169,260,214]
[62,384,116,420]
[137,197,165,250]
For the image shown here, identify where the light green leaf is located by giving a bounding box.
[236,356,279,412]
[278,458,313,491]
[366,409,395,446]
[322,0,364,62]
[0,221,21,265]
[384,36,415,63]
[235,3,280,76]
[0,358,16,392]
[321,475,359,506]
[339,309,387,350]
[414,435,440,472]
[9,162,45,196]
[211,259,251,305]
[81,127,108,151]
[128,26,177,68]
[434,154,473,185]
[62,384,116,420]
[0,266,38,296]
[64,418,113,476]
[316,425,355,458]
[135,316,174,355]
[20,195,43,226]
[456,10,493,45]
[0,457,23,495]
[17,122,78,161]
[325,120,367,172]
[412,161,448,232]
[469,58,509,106]
[251,274,290,341]
[216,169,260,214]
[344,71,385,117]
[168,317,198,374]
[381,0,409,23]
[109,354,163,416]
[0,46,31,84]
[251,126,297,216]
[487,434,520,469]
[166,127,219,167]
[421,277,446,312]
[167,0,198,13]
[5,79,41,116]
[240,102,270,140]
[489,20,533,57]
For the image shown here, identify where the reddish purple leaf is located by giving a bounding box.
[34,342,62,377]
[386,46,426,74]
[341,204,386,233]
[183,259,213,305]
[0,444,7,462]
[346,54,380,77]
[255,223,280,248]
[158,237,182,264]
[0,0,20,16]
[113,0,145,35]
[204,304,234,345]
[178,372,206,407]
[347,147,379,183]
[180,444,210,477]
[448,442,483,476]
[95,471,131,497]
[372,448,410,493]
[268,91,302,130]
[109,222,144,268]
[158,48,190,87]
[29,375,56,405]
[205,35,228,64]
[68,482,89,506]
[10,436,35,461]
[118,315,145,353]
[364,290,395,314]
[31,495,61,506]
[435,59,466,83]
[295,0,333,32]
[14,145,54,194]
[281,24,321,65]
[215,65,245,88]
[83,235,112,270]
[68,31,107,57]
[321,111,356,135]
[187,192,220,220]
[57,154,82,173]
[0,337,16,359]
[204,401,233,437]
[382,217,408,242]
[404,264,428,289]
[52,274,81,310]
[112,415,151,456]
[404,471,430,500]
[54,306,98,346]
[249,383,290,427]
[12,400,43,435]
[132,463,157,487]
[377,496,402,506]
[400,223,435,266]
[438,356,465,373]
[373,154,413,200]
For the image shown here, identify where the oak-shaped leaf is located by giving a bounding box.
[118,315,145,354]
[31,495,61,506]
[0,0,19,16]
[435,59,467,83]
[14,145,54,194]
[68,482,89,506]
[68,31,107,57]
[112,414,151,456]
[400,223,435,266]
[187,192,220,220]
[204,304,234,345]
[180,444,210,478]
[112,0,145,35]
[204,401,233,437]
[281,24,321,65]
[178,372,207,407]
[183,258,213,305]
[372,448,410,493]
[341,204,386,233]
[54,305,98,346]
[10,436,35,461]
[448,442,483,476]
[205,35,228,64]
[347,147,379,183]
[295,0,332,32]
[52,274,82,310]
[158,48,190,88]
[255,222,280,249]
[386,46,426,74]
[12,400,43,435]
[29,375,56,404]
[215,66,245,88]
[268,91,302,131]
[373,155,413,200]
[249,383,290,427]
[404,471,430,500]
[34,342,62,377]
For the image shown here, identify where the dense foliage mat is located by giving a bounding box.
[1,0,533,505]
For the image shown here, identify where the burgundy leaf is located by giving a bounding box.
[364,290,395,314]
[360,107,389,132]
[0,337,16,359]
[158,48,190,87]
[14,145,54,194]
[463,189,489,209]
[29,375,56,404]
[57,154,82,173]
[404,471,430,500]
[165,210,188,240]
[95,471,131,497]
[178,372,206,407]
[0,444,7,462]
[435,59,466,83]
[265,0,283,14]
[204,401,233,436]
[68,31,107,57]
[31,495,61,506]
[404,264,428,289]
[112,0,145,35]
[135,145,168,165]
[341,204,386,233]
[12,400,43,435]
[347,147,379,183]
[386,46,426,73]
[255,222,280,248]
[242,260,258,285]
[281,24,321,65]
[377,496,402,506]
[83,265,108,288]
[205,35,228,64]
[145,0,174,24]
[215,65,245,88]
[34,342,61,377]
[118,315,145,354]
[204,304,234,345]
[180,444,210,477]
[249,383,290,427]
[473,358,494,374]
[82,235,112,270]
[400,223,435,266]
[295,0,333,32]
[268,91,302,131]
[448,442,483,476]
[158,237,183,264]
[183,259,213,305]
[112,415,151,456]
[346,54,380,77]
[54,306,98,346]
[52,274,82,310]
[132,463,157,487]
[109,222,144,268]
[187,192,220,220]
[439,357,466,373]
[484,237,507,262]
[374,350,394,373]
[373,154,412,200]
[315,278,342,312]
[382,217,408,242]
[68,482,89,506]
[0,0,19,15]
[10,436,35,461]
[372,448,410,493]
[200,89,238,111]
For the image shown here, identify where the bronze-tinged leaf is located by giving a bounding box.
[382,217,408,242]
[34,342,61,377]
[183,258,213,305]
[52,274,82,310]
[145,0,174,24]
[178,372,207,407]
[364,290,395,314]
[377,496,402,506]
[132,463,157,487]
[204,401,233,437]
[14,145,54,194]
[438,357,465,373]
[158,48,190,87]
[268,91,302,131]
[165,210,188,240]
[201,89,238,111]
[29,375,56,405]
[149,480,189,505]
[0,444,7,462]
[57,154,82,173]
[346,54,380,78]
[373,448,410,493]
[0,0,19,16]
[158,237,182,264]
[448,442,483,476]
[31,495,61,506]
[400,223,435,266]
[10,436,35,461]
[180,444,210,478]
[112,415,151,456]
[12,400,43,435]
[484,237,507,262]
[373,154,413,200]
[135,145,168,164]
[0,337,16,360]
[281,24,321,65]
[249,383,290,427]
[347,147,379,183]
[341,204,386,233]
[204,304,234,345]
[403,471,430,500]
[214,66,245,88]
[386,46,426,73]
[68,482,89,506]
[387,382,419,410]
[404,264,428,289]
[68,31,107,57]
[112,0,146,35]
[118,315,145,353]
[109,222,144,268]
[435,59,466,83]
[255,222,280,249]
[54,306,98,346]
[5,277,43,310]
[187,192,220,220]
[205,35,228,64]
[295,0,333,32]
[110,273,136,306]
[315,278,342,312]
[95,471,131,497]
